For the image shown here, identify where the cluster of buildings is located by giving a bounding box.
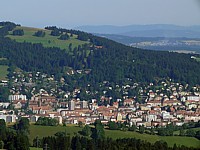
[0,70,200,128]
[0,91,199,128]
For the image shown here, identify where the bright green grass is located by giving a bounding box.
[7,26,88,50]
[30,147,43,150]
[105,129,200,148]
[29,125,81,145]
[29,125,200,148]
[0,65,8,80]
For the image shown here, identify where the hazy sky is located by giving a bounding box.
[1,0,200,28]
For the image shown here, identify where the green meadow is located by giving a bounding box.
[29,125,200,148]
[0,65,8,80]
[7,26,88,50]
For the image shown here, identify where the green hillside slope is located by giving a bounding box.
[7,26,88,50]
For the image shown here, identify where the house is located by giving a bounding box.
[9,94,27,101]
[0,102,10,109]
[12,100,27,109]
[147,100,162,107]
[30,106,52,114]
[0,114,16,123]
[123,98,134,106]
[162,100,181,106]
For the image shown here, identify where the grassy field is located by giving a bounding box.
[29,125,81,145]
[0,65,8,80]
[105,129,200,148]
[29,125,200,148]
[30,148,43,150]
[7,26,88,50]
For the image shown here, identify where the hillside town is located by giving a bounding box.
[0,70,200,128]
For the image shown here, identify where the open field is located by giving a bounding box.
[29,125,200,148]
[105,129,200,148]
[0,65,8,80]
[7,26,88,50]
[29,125,81,145]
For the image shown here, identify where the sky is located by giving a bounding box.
[0,0,200,28]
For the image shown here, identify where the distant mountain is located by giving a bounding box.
[75,24,200,38]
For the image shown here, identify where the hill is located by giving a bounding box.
[0,22,200,85]
[7,26,88,50]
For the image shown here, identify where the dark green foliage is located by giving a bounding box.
[34,30,45,37]
[0,22,16,36]
[35,117,58,126]
[50,29,61,36]
[77,32,89,41]
[14,117,30,134]
[195,131,200,140]
[0,86,10,102]
[3,129,30,150]
[185,129,196,137]
[59,33,69,40]
[157,124,174,136]
[34,132,71,150]
[80,125,92,136]
[34,135,200,150]
[108,121,118,130]
[129,124,137,131]
[0,119,6,141]
[91,120,105,140]
[154,140,168,150]
[139,125,145,134]
[12,29,24,36]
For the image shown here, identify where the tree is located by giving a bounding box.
[195,131,200,140]
[12,29,24,36]
[92,120,105,140]
[15,117,30,134]
[78,121,83,127]
[129,124,137,132]
[35,117,58,126]
[34,30,45,37]
[81,125,92,136]
[179,128,185,136]
[15,132,30,150]
[50,29,61,36]
[59,33,69,40]
[0,119,6,140]
[108,121,118,130]
[186,129,196,137]
[139,125,145,134]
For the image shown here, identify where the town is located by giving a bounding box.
[0,69,199,128]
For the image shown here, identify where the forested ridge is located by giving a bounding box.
[0,22,200,85]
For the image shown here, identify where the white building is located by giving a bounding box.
[9,94,27,101]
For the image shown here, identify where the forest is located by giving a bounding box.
[0,22,200,87]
